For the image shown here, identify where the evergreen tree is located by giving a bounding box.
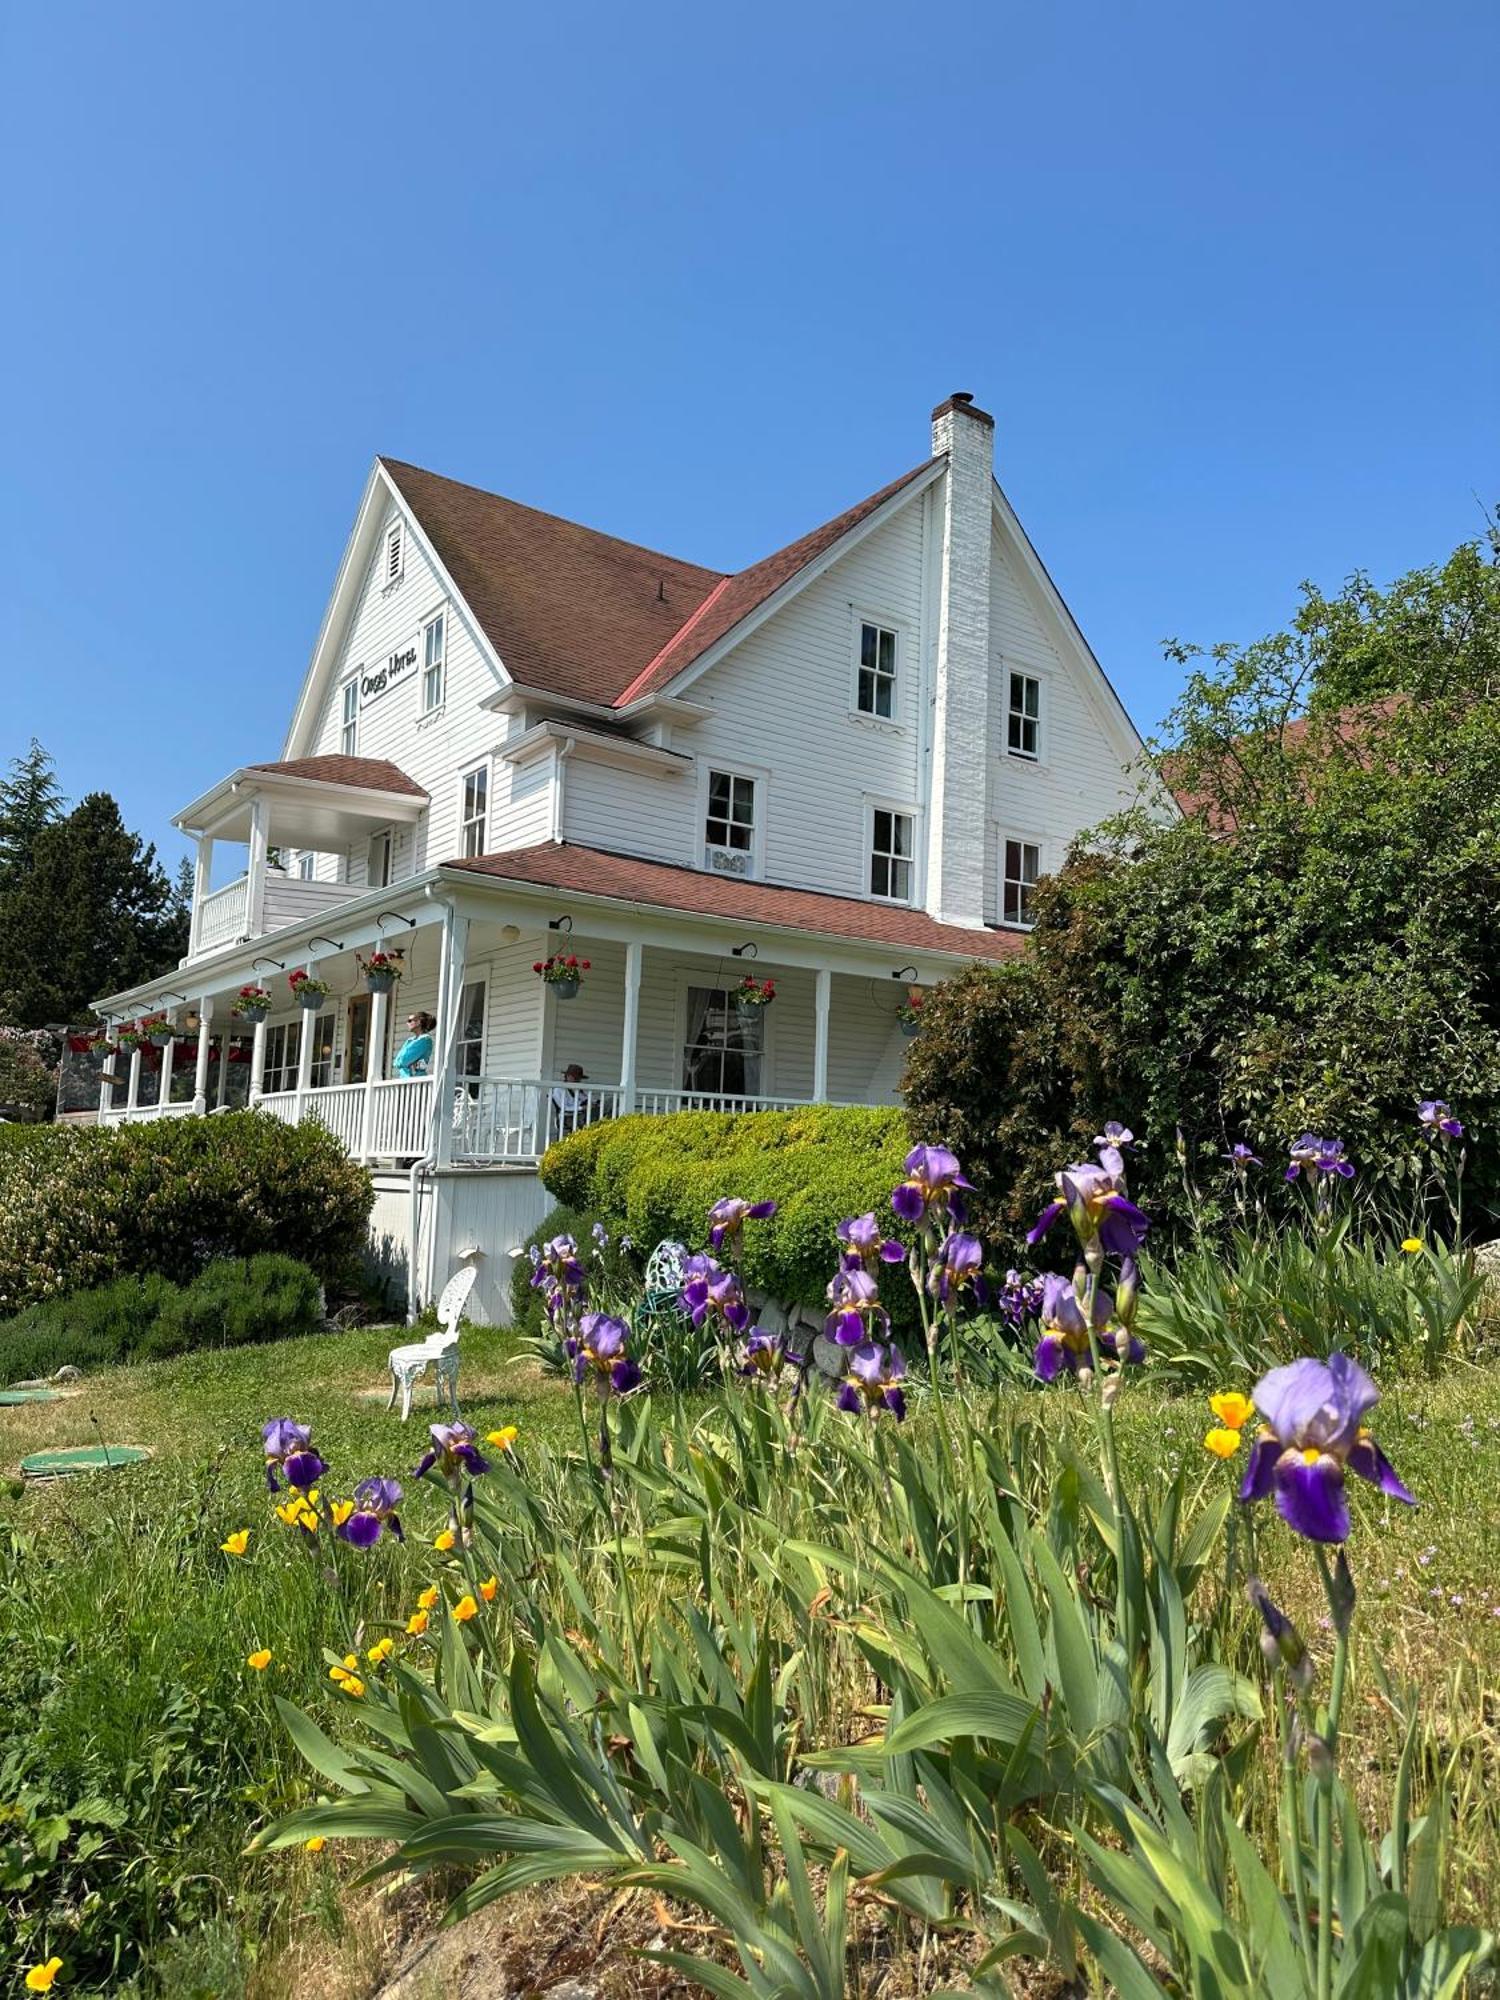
[0,739,64,889]
[0,793,184,1026]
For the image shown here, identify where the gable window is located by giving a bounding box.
[1002,837,1041,927]
[460,763,488,857]
[422,611,446,712]
[856,620,898,720]
[384,520,404,588]
[704,768,756,875]
[366,828,393,889]
[869,808,914,903]
[340,678,358,756]
[682,987,763,1101]
[1007,672,1042,760]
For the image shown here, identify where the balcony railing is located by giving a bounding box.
[196,878,249,952]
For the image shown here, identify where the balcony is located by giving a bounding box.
[193,871,365,955]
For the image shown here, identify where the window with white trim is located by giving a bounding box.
[422,610,446,712]
[1002,837,1042,927]
[384,520,404,587]
[704,769,756,872]
[297,852,315,881]
[460,763,488,857]
[456,978,486,1098]
[307,1011,335,1088]
[682,987,763,1099]
[366,828,392,889]
[869,808,914,903]
[856,620,897,719]
[262,1020,302,1095]
[1007,672,1042,760]
[340,678,358,756]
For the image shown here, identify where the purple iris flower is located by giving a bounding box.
[1285,1134,1355,1183]
[414,1420,491,1484]
[338,1475,405,1548]
[927,1231,984,1307]
[1034,1273,1120,1381]
[1238,1354,1415,1544]
[707,1196,777,1253]
[1093,1122,1135,1149]
[836,1212,907,1271]
[531,1233,587,1319]
[824,1263,889,1346]
[995,1268,1044,1329]
[565,1311,642,1395]
[835,1342,907,1422]
[1028,1151,1150,1257]
[680,1254,751,1333]
[890,1145,973,1226]
[284,1449,327,1493]
[740,1328,800,1378]
[1418,1100,1464,1141]
[262,1417,314,1492]
[1222,1143,1262,1168]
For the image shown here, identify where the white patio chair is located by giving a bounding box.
[387,1255,482,1421]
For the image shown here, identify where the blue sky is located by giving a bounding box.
[3,0,1495,867]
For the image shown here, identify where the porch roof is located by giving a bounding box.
[174,756,429,844]
[442,841,1026,964]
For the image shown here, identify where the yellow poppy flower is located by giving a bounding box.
[1208,1392,1254,1431]
[486,1426,519,1451]
[341,1675,366,1698]
[367,1637,395,1665]
[1203,1427,1242,1459]
[304,1836,326,1853]
[331,1499,355,1528]
[247,1649,273,1671]
[433,1528,457,1552]
[453,1594,479,1623]
[25,1959,63,1993]
[405,1608,430,1636]
[417,1584,440,1611]
[479,1575,498,1603]
[1401,1237,1423,1254]
[219,1529,251,1557]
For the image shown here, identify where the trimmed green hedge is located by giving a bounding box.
[539,1106,913,1315]
[0,1111,373,1314]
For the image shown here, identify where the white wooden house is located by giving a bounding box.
[92,392,1150,1320]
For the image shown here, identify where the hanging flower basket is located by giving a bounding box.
[897,990,926,1039]
[358,952,403,996]
[289,969,332,1010]
[233,984,273,1020]
[534,954,590,1000]
[114,1026,147,1054]
[734,975,776,1020]
[139,1014,176,1048]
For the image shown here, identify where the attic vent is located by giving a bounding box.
[385,521,404,587]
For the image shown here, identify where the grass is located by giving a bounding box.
[3,1325,1499,1992]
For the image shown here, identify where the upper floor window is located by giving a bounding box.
[367,828,393,889]
[460,763,488,857]
[422,611,446,712]
[704,768,756,875]
[856,620,897,720]
[297,853,315,881]
[1007,672,1042,760]
[1002,836,1041,927]
[340,678,358,756]
[384,520,404,588]
[869,807,914,903]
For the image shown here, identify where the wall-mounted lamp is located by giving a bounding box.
[308,934,346,955]
[891,965,918,983]
[253,956,286,973]
[377,911,417,932]
[730,941,759,959]
[549,914,574,933]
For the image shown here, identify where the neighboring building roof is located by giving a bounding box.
[380,455,934,710]
[245,755,428,798]
[443,840,1025,963]
[1165,697,1404,826]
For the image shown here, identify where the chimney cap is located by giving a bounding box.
[931,390,994,428]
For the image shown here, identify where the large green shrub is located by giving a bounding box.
[0,1272,177,1383]
[0,1110,372,1313]
[141,1254,326,1361]
[540,1106,912,1315]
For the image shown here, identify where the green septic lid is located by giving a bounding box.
[0,1387,65,1405]
[20,1445,152,1479]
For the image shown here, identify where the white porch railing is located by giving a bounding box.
[634,1087,811,1117]
[196,879,249,952]
[452,1079,625,1163]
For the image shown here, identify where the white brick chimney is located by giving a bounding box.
[925,392,994,928]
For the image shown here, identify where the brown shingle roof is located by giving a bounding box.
[442,841,1024,963]
[246,755,427,798]
[380,455,935,710]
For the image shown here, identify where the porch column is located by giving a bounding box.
[246,797,270,937]
[620,940,642,1115]
[126,1045,142,1121]
[98,1023,118,1120]
[293,976,317,1123]
[812,967,831,1104]
[189,834,214,956]
[215,1027,232,1108]
[431,909,469,1169]
[358,985,390,1160]
[159,1030,176,1109]
[249,1015,268,1102]
[192,999,214,1114]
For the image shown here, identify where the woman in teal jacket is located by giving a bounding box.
[392,1010,436,1077]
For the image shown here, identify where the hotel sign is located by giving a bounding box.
[358,637,419,711]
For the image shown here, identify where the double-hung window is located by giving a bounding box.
[682,987,763,1100]
[456,979,486,1099]
[297,852,315,881]
[856,620,897,719]
[340,678,358,756]
[1007,672,1042,760]
[460,764,488,857]
[262,1020,300,1095]
[704,769,756,872]
[422,611,446,712]
[869,808,914,903]
[1002,837,1042,927]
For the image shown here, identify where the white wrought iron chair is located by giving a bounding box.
[387,1255,482,1421]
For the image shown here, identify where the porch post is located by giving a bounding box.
[249,1015,268,1102]
[125,1045,142,1121]
[189,834,214,956]
[359,986,390,1161]
[293,975,317,1123]
[620,940,642,1115]
[246,797,270,937]
[431,909,469,1169]
[215,1027,231,1108]
[812,966,831,1104]
[159,1031,176,1109]
[98,1023,117,1120]
[192,999,214,1113]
